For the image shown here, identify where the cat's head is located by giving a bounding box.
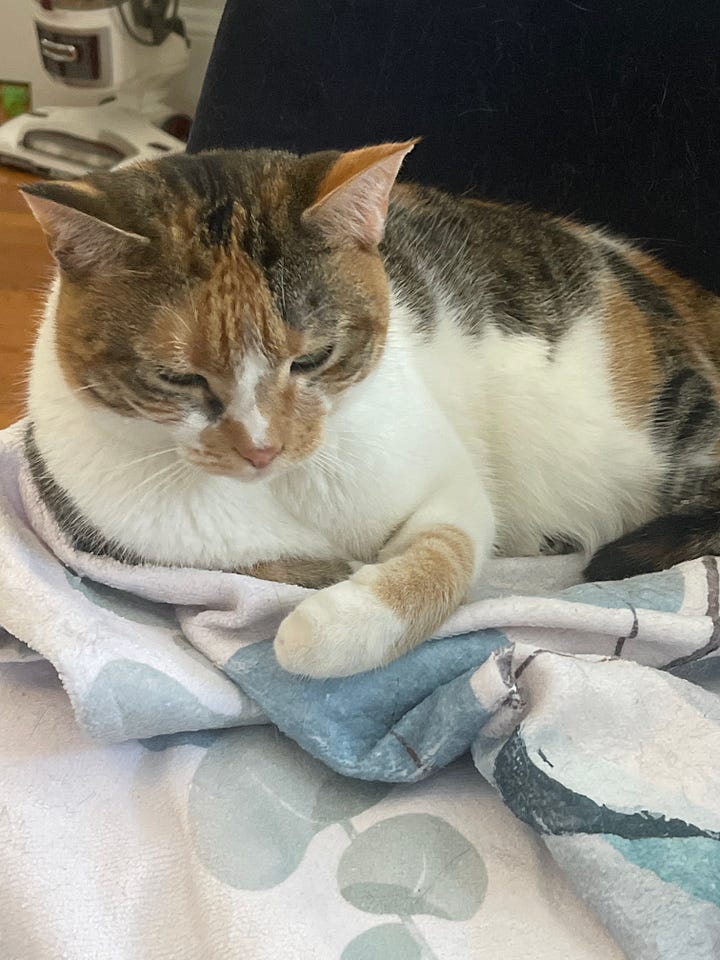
[24,140,416,480]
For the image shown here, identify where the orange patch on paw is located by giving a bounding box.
[369,524,475,647]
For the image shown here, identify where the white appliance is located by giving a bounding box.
[0,0,190,178]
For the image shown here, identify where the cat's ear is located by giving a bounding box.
[21,180,149,278]
[303,139,418,247]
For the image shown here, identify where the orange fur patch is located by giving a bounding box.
[369,524,474,652]
[148,222,299,377]
[601,277,662,426]
[63,179,101,196]
[627,249,720,365]
[146,221,330,471]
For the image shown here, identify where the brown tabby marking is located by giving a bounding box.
[370,524,474,646]
[241,557,352,589]
[53,282,97,394]
[150,224,295,376]
[313,250,390,394]
[624,251,720,416]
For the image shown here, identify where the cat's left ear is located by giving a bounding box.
[303,139,418,248]
[21,180,149,278]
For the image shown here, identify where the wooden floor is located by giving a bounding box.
[0,166,50,429]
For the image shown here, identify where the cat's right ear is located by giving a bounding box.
[303,139,418,248]
[21,180,149,279]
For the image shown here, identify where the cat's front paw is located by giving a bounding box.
[274,577,405,678]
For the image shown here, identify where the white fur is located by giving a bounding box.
[226,349,270,447]
[275,577,407,676]
[411,300,664,555]
[29,274,665,676]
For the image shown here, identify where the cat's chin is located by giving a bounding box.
[235,465,279,484]
[194,459,292,484]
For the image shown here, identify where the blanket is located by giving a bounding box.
[2,420,719,960]
[1,657,623,960]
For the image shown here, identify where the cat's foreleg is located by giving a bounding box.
[274,472,495,677]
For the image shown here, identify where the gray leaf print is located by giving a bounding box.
[337,814,487,920]
[341,923,422,960]
[189,726,390,890]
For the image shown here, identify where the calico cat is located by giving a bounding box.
[21,140,720,677]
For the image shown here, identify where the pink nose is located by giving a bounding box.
[241,445,282,469]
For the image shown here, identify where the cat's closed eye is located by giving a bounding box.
[156,370,209,389]
[290,345,334,375]
[155,369,224,418]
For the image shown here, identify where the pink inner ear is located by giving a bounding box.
[23,191,149,274]
[304,140,416,247]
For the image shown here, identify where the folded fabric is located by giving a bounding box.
[2,420,719,960]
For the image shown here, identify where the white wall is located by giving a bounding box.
[0,0,224,116]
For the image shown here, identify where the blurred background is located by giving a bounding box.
[0,0,222,134]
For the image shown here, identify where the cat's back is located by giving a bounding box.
[383,183,720,555]
[383,183,600,341]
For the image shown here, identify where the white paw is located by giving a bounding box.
[274,578,406,678]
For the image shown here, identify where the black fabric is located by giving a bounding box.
[188,0,720,293]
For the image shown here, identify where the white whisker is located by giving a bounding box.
[96,446,179,481]
[120,460,193,529]
[70,382,101,395]
[109,458,185,515]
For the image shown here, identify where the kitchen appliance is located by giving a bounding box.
[0,0,190,178]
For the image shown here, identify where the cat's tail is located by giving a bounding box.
[584,508,720,581]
